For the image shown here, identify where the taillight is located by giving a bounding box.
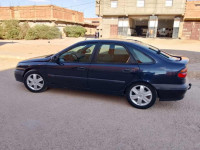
[178,68,187,78]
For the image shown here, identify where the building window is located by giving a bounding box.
[137,0,145,7]
[165,0,173,7]
[92,21,99,23]
[111,0,118,8]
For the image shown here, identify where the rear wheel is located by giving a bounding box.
[126,83,156,109]
[24,70,47,93]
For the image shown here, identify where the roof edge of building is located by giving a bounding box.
[0,5,83,14]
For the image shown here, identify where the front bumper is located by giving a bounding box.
[15,69,25,82]
[153,83,192,101]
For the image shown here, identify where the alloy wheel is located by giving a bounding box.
[129,85,152,106]
[26,74,44,91]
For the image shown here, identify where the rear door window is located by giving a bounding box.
[128,46,154,64]
[95,44,133,64]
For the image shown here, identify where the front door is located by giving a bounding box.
[88,43,139,92]
[46,43,96,89]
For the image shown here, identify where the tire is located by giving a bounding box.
[24,70,47,93]
[126,83,157,109]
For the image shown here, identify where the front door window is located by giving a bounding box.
[59,44,96,63]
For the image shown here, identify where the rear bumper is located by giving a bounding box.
[15,69,25,82]
[153,83,191,101]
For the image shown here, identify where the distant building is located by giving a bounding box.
[182,0,200,40]
[0,5,96,37]
[84,18,102,36]
[96,0,186,38]
[84,18,101,26]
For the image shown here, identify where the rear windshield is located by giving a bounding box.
[133,41,179,61]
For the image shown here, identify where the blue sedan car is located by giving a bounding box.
[15,40,191,109]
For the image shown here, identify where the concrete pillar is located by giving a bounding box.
[172,17,180,39]
[118,17,129,36]
[148,16,158,38]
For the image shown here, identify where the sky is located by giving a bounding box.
[0,0,96,18]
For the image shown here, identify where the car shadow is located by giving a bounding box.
[0,67,190,110]
[3,68,130,108]
[0,41,17,46]
[46,88,129,106]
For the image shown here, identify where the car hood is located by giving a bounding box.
[20,54,53,63]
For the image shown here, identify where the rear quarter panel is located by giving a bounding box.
[133,46,186,85]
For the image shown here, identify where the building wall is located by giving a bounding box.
[184,1,200,20]
[182,21,200,40]
[85,26,96,35]
[182,1,200,40]
[0,7,13,20]
[0,5,97,38]
[0,5,84,23]
[53,6,84,23]
[84,18,101,26]
[84,18,102,36]
[102,17,118,38]
[96,0,186,16]
[96,0,185,38]
[17,5,52,19]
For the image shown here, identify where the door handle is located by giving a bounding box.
[122,69,132,73]
[77,67,86,71]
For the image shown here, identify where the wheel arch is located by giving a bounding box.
[124,80,157,96]
[23,68,36,77]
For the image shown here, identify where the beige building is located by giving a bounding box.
[96,0,186,38]
[84,18,102,35]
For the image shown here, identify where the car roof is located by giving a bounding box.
[79,39,145,48]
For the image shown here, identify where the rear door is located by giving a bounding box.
[88,42,140,92]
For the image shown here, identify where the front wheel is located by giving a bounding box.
[24,70,47,93]
[126,83,157,109]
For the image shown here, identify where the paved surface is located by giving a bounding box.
[0,68,200,150]
[0,39,200,150]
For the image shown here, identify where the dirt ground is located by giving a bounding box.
[0,37,199,62]
[1,37,199,78]
[0,38,84,61]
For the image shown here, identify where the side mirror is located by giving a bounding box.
[52,55,65,65]
[51,55,59,62]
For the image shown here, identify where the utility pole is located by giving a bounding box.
[96,0,101,17]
